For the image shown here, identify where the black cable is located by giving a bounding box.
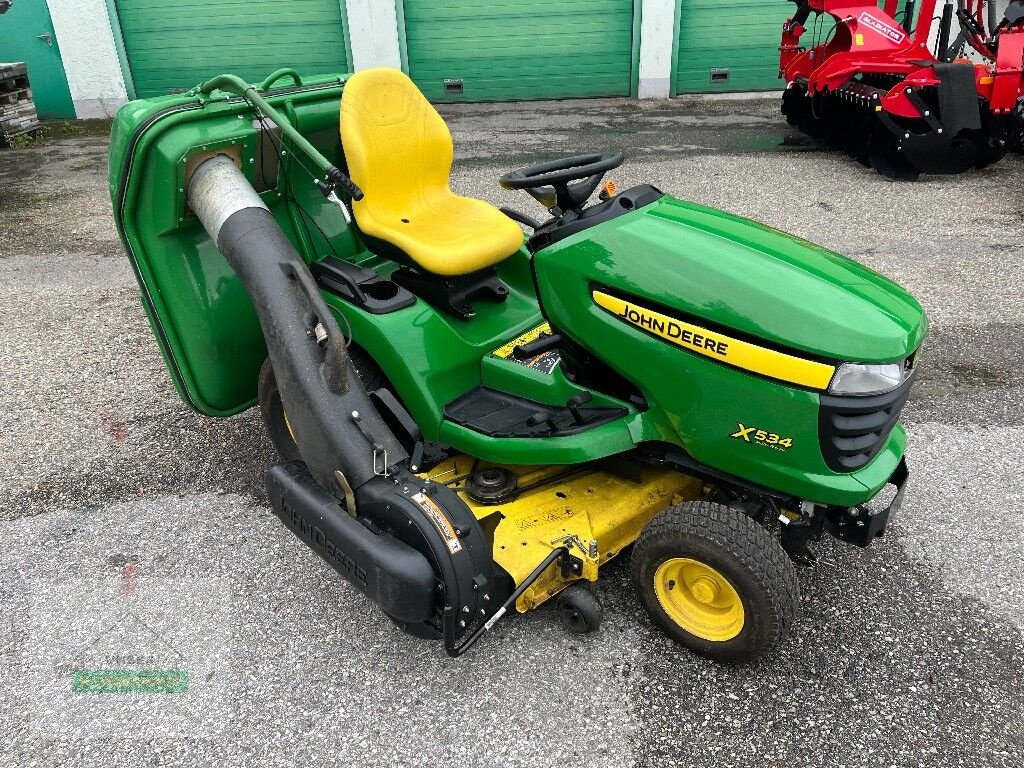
[447,546,570,657]
[253,106,341,259]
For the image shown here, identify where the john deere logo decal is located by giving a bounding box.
[591,290,836,390]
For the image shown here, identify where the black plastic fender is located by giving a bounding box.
[357,468,497,650]
[267,461,436,623]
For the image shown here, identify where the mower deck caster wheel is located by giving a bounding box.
[556,583,602,634]
[631,500,799,662]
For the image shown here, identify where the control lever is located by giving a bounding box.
[566,392,593,425]
[315,166,364,224]
[512,331,565,360]
[499,206,542,230]
[525,409,559,433]
[325,166,364,201]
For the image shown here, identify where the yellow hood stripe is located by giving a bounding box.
[592,291,835,390]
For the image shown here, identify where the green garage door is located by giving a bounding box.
[673,0,791,93]
[402,0,638,102]
[114,0,351,98]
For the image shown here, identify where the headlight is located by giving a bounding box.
[828,362,906,395]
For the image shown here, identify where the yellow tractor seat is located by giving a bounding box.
[339,68,524,278]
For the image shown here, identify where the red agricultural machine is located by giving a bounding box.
[780,0,1024,179]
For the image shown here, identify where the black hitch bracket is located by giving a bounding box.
[825,457,909,547]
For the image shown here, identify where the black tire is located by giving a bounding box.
[258,357,302,462]
[1008,100,1024,154]
[630,500,799,662]
[556,583,603,634]
[257,345,389,462]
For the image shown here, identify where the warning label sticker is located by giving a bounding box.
[491,322,560,375]
[857,11,907,44]
[412,492,463,554]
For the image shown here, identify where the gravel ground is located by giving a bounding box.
[1,97,1022,767]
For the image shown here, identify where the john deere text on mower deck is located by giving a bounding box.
[109,67,927,662]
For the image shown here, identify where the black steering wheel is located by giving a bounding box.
[499,151,624,213]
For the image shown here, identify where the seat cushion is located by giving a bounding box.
[340,68,523,276]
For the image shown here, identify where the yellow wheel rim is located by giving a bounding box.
[283,411,297,443]
[653,557,745,642]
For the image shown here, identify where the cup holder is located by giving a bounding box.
[364,280,401,301]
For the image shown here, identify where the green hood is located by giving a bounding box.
[547,195,927,363]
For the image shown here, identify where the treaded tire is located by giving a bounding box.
[257,345,388,462]
[556,583,603,634]
[1009,99,1024,154]
[631,500,799,662]
[258,358,302,462]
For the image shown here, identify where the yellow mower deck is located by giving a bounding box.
[422,457,703,612]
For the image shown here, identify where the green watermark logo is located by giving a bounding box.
[72,669,188,694]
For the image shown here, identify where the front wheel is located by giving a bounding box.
[556,582,603,634]
[631,500,799,662]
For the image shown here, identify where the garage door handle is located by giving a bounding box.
[37,32,53,46]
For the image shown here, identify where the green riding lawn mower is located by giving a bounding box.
[109,67,927,662]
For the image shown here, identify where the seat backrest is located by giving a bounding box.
[340,68,453,215]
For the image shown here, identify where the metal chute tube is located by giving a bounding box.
[187,154,407,492]
[187,154,268,242]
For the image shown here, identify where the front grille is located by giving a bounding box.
[818,369,916,472]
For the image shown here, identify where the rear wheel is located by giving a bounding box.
[631,500,799,662]
[258,358,301,462]
[257,346,389,461]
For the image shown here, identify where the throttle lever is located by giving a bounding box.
[566,392,593,425]
[317,167,363,224]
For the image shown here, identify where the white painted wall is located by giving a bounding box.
[47,0,128,118]
[638,0,675,98]
[345,0,402,70]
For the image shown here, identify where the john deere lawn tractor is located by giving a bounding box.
[109,67,926,661]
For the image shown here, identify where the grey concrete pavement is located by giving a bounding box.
[1,98,1023,767]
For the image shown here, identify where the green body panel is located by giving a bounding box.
[109,76,353,416]
[532,196,925,505]
[109,73,925,507]
[111,0,351,98]
[108,75,645,466]
[322,252,652,465]
[673,0,792,94]
[0,0,75,118]
[401,0,636,102]
[640,197,923,360]
[537,196,925,362]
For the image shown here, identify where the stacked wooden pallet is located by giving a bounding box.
[0,62,41,148]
